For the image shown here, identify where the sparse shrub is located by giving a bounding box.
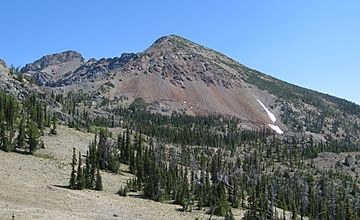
[344,154,353,167]
[117,185,128,197]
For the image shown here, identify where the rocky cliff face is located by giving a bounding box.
[49,53,138,86]
[21,50,84,85]
[21,50,84,72]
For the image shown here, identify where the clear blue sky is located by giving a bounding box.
[1,0,359,104]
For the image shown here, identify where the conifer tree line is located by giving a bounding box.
[1,84,359,219]
[0,92,55,154]
[22,90,359,218]
[55,92,359,157]
[110,128,358,219]
[115,130,360,219]
[68,128,121,191]
[69,145,103,191]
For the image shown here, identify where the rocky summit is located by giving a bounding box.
[20,50,84,86]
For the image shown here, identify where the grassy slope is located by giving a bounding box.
[0,126,228,220]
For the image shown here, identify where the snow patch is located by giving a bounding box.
[268,124,283,134]
[256,99,284,134]
[256,99,276,123]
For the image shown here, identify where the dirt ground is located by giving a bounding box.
[0,126,240,220]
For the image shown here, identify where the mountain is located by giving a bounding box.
[1,35,360,220]
[9,35,360,142]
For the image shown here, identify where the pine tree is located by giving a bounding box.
[117,133,123,161]
[69,148,77,189]
[244,187,261,220]
[0,119,9,152]
[50,116,58,135]
[95,168,103,191]
[26,120,41,154]
[16,117,25,151]
[346,196,355,220]
[84,151,91,189]
[124,128,130,163]
[5,95,18,149]
[129,147,135,174]
[76,151,85,190]
[210,182,232,217]
[90,141,97,189]
[43,103,49,127]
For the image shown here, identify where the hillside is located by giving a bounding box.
[0,126,227,220]
[16,34,360,143]
[0,35,359,220]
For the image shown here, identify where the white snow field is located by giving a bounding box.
[256,99,284,134]
[268,124,284,134]
[256,99,276,123]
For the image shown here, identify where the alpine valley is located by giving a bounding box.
[0,35,359,219]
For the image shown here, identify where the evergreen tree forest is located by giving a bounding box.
[2,90,359,219]
[64,118,360,219]
[112,129,360,219]
[0,92,49,154]
[55,92,360,219]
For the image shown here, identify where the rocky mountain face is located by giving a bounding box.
[20,50,84,86]
[49,53,138,87]
[0,59,40,98]
[0,59,9,76]
[8,35,360,142]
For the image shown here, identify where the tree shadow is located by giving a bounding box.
[52,184,70,189]
[127,194,147,199]
[175,208,186,212]
[13,149,31,155]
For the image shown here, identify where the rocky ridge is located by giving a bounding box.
[20,50,84,86]
[5,35,360,142]
[50,53,138,87]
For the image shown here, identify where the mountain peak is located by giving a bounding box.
[21,50,84,73]
[153,34,184,43]
[20,50,85,86]
[148,34,198,52]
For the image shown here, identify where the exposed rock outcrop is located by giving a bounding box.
[48,53,138,86]
[21,51,85,85]
[0,59,9,76]
[21,50,84,73]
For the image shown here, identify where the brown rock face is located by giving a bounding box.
[18,35,283,129]
[17,35,360,140]
[105,35,274,127]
